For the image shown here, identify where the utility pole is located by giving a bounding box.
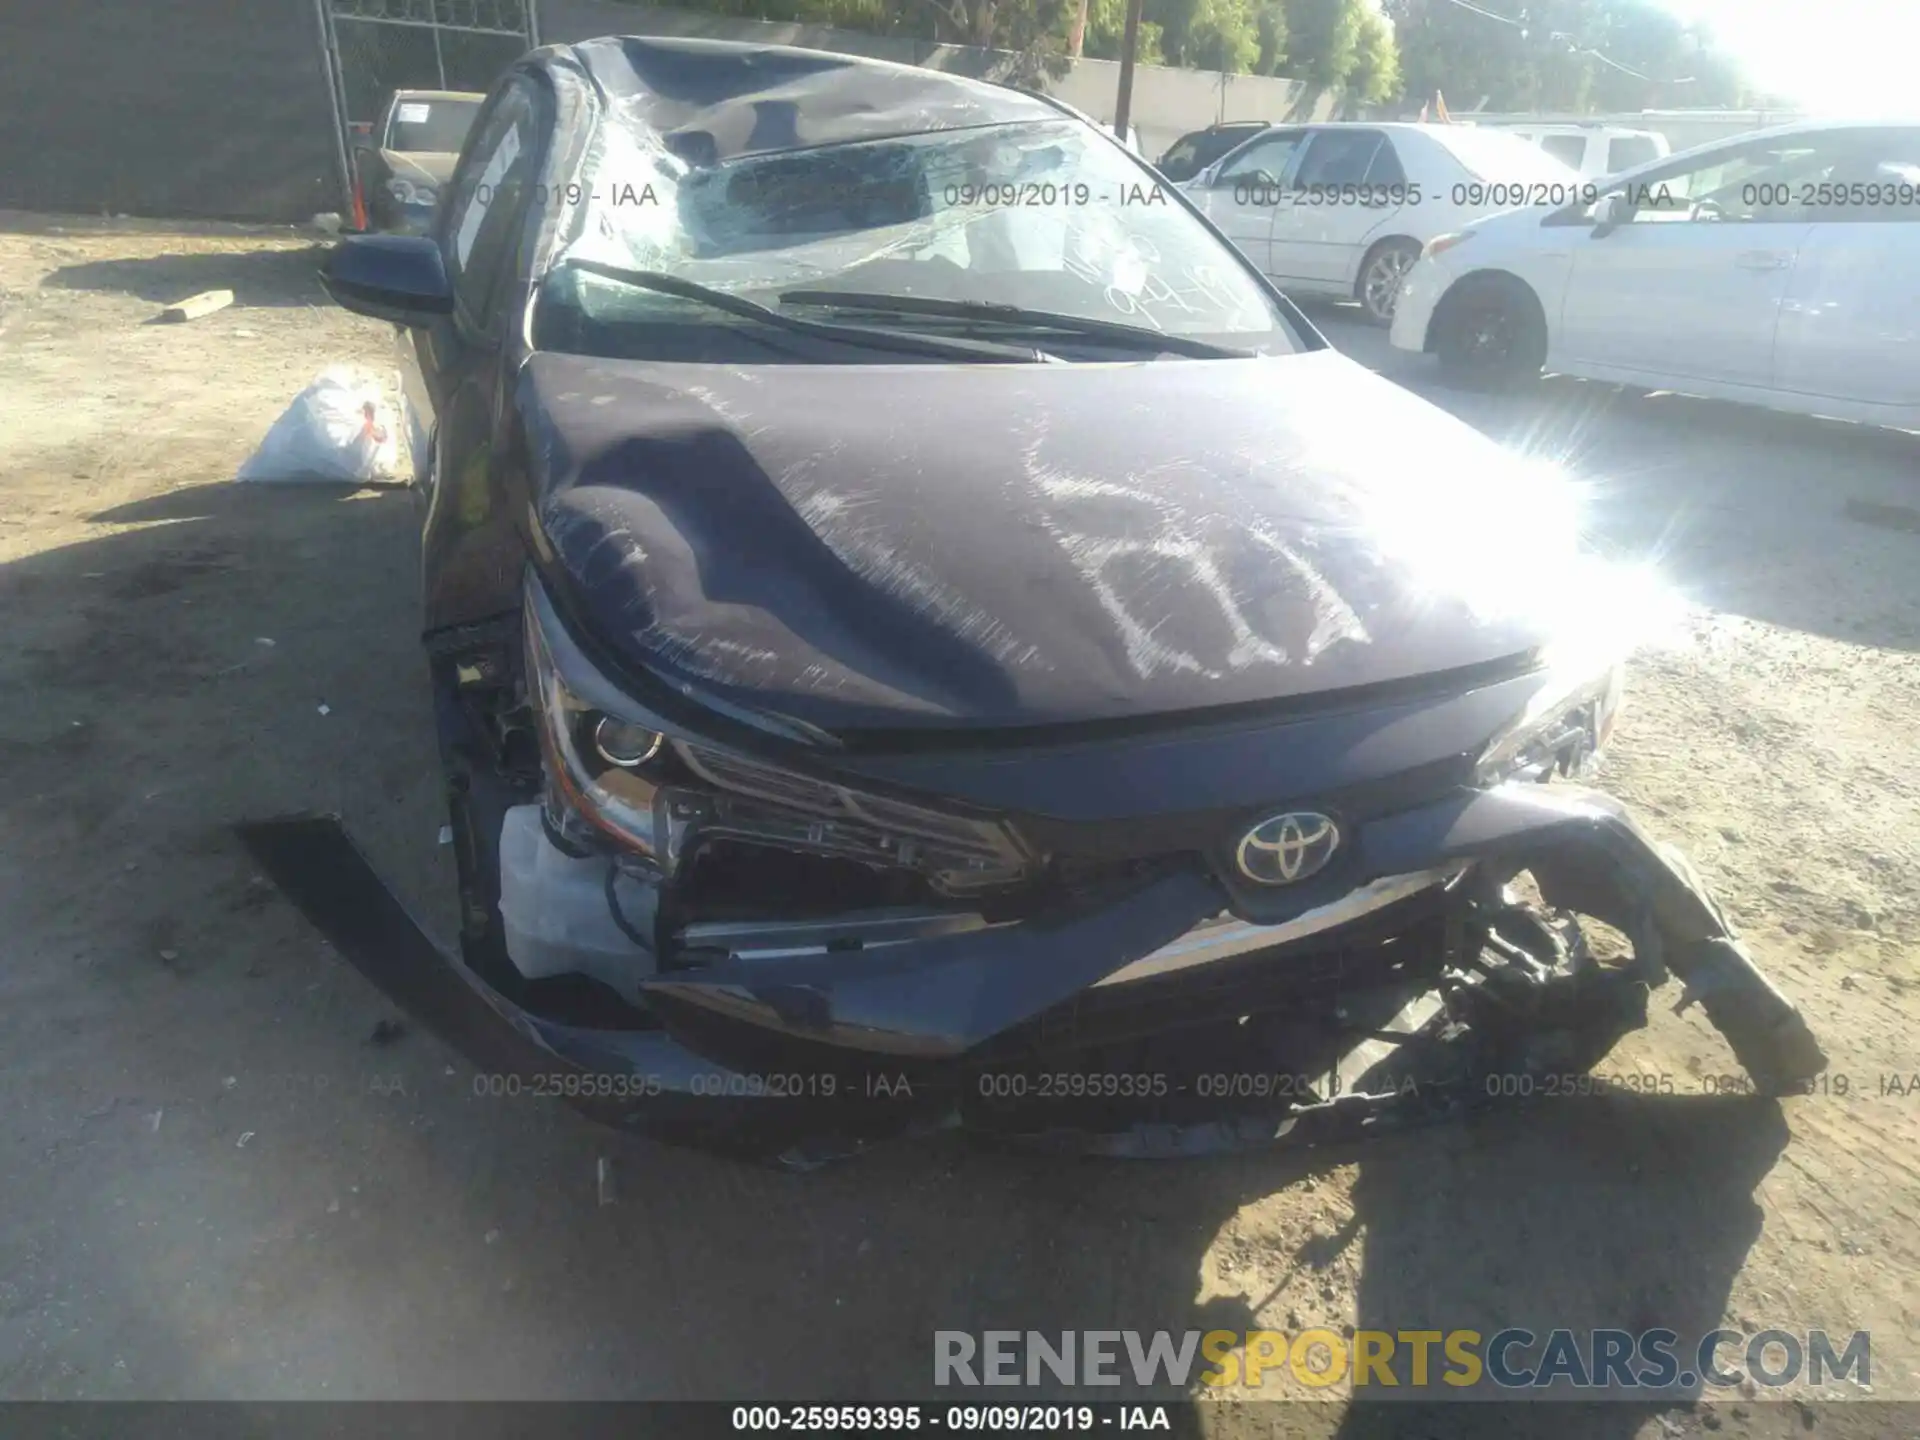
[1113,0,1145,139]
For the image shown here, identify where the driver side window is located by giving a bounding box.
[1216,132,1304,188]
[1601,132,1866,226]
[439,78,540,323]
[1291,130,1385,189]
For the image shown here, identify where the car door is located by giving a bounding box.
[1770,130,1920,410]
[1267,129,1399,288]
[1554,134,1830,387]
[1183,129,1309,275]
[410,72,547,630]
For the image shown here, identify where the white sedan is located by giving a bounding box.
[1182,122,1586,323]
[1390,120,1920,429]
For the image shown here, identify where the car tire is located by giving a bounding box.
[1355,238,1422,326]
[1431,275,1548,390]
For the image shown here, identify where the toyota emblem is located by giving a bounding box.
[1234,811,1340,885]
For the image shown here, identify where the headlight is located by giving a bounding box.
[523,579,1033,893]
[592,716,665,768]
[523,582,675,860]
[1475,661,1625,786]
[1422,231,1476,259]
[386,178,437,207]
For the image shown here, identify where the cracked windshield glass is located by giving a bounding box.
[543,118,1299,354]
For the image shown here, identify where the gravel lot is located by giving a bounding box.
[1,217,1916,1433]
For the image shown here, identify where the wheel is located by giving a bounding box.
[1432,275,1548,390]
[1356,238,1421,326]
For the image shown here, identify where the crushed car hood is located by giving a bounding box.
[527,348,1583,730]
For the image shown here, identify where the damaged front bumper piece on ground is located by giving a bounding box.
[243,776,1826,1167]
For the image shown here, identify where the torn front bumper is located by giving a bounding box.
[245,781,1824,1165]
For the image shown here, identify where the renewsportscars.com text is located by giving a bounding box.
[934,1328,1869,1392]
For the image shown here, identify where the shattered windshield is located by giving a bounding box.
[538,117,1302,359]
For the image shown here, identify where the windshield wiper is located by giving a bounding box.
[777,290,1257,359]
[560,261,1049,363]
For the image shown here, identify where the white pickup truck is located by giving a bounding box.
[1495,123,1670,176]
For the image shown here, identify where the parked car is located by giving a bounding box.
[1390,120,1920,427]
[311,37,1822,1160]
[1156,121,1272,183]
[357,88,485,235]
[1181,122,1587,323]
[1494,123,1670,177]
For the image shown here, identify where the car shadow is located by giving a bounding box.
[1330,1094,1789,1434]
[40,242,333,308]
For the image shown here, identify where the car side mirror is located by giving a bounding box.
[1590,192,1630,237]
[321,233,453,326]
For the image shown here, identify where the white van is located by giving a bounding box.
[1500,124,1670,176]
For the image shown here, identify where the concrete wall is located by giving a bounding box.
[537,0,1337,161]
[0,0,344,223]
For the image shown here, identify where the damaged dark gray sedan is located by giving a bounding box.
[299,35,1825,1163]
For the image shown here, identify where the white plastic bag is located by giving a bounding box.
[237,366,401,484]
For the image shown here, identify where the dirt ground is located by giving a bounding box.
[1,216,1916,1434]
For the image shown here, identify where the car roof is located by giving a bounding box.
[1506,123,1660,137]
[1292,122,1499,135]
[1601,117,1920,182]
[562,36,1063,164]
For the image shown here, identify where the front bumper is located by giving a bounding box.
[244,781,1826,1166]
[1389,254,1453,354]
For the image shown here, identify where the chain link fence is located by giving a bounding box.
[320,0,537,221]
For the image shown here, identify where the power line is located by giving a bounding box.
[1428,0,1521,25]
[1420,0,1696,85]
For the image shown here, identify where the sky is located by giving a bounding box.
[1661,0,1920,114]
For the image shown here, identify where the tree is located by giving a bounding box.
[1254,1,1289,73]
[1384,0,1530,110]
[1283,0,1363,88]
[1142,0,1381,84]
[662,0,1398,89]
[1345,6,1399,102]
[1083,0,1167,65]
[1382,0,1751,113]
[1137,0,1262,71]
